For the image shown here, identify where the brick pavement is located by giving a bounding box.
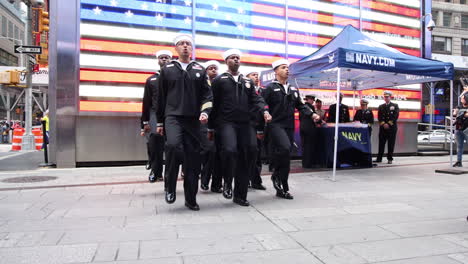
[0,156,468,263]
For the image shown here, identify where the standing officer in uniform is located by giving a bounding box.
[260,59,320,199]
[246,71,267,190]
[315,99,326,121]
[375,91,399,164]
[200,60,222,193]
[353,99,374,135]
[156,34,213,211]
[327,93,350,123]
[141,50,172,183]
[208,49,271,206]
[300,95,319,168]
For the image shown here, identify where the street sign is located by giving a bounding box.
[14,45,42,54]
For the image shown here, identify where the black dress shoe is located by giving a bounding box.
[185,201,200,211]
[271,176,282,191]
[374,159,382,163]
[453,161,463,167]
[251,183,267,190]
[165,192,176,204]
[223,184,232,199]
[211,187,223,193]
[283,192,294,200]
[276,190,294,200]
[200,183,209,191]
[387,160,393,164]
[233,197,250,206]
[148,171,156,183]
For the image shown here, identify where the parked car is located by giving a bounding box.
[418,130,455,143]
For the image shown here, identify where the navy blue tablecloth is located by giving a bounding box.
[319,126,372,168]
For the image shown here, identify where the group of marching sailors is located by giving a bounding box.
[140,34,399,211]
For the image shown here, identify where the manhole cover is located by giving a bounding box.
[1,176,58,183]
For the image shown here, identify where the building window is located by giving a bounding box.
[432,36,452,54]
[19,30,24,42]
[0,49,18,66]
[462,15,468,28]
[432,11,439,26]
[0,17,5,37]
[8,54,17,66]
[14,25,18,41]
[443,12,452,27]
[463,39,468,55]
[7,21,13,39]
[462,0,467,4]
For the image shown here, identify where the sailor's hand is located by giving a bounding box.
[312,113,321,122]
[199,113,208,124]
[264,112,272,123]
[156,127,164,136]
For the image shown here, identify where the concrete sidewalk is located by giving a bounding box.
[1,156,468,263]
[0,143,44,172]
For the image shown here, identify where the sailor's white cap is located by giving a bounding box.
[204,60,220,69]
[272,59,290,70]
[155,50,173,58]
[222,49,242,60]
[173,34,193,45]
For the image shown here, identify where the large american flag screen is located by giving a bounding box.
[79,0,422,120]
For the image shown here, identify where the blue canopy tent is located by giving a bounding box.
[288,25,455,181]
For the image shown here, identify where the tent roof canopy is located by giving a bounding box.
[289,25,454,91]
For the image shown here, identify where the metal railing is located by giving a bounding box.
[417,117,454,151]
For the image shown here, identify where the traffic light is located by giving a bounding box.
[38,8,49,33]
[0,70,21,85]
[37,42,48,65]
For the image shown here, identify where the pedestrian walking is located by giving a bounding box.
[200,60,222,193]
[246,71,267,190]
[260,59,320,199]
[156,34,213,211]
[453,92,468,167]
[207,49,271,206]
[141,50,172,183]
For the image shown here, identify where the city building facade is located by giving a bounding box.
[428,0,468,125]
[0,0,25,121]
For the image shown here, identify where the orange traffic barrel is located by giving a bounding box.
[11,128,25,151]
[32,128,43,150]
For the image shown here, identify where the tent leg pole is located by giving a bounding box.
[450,80,454,166]
[353,89,356,112]
[430,82,434,131]
[332,68,341,182]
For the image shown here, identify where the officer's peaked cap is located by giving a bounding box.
[383,90,392,96]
